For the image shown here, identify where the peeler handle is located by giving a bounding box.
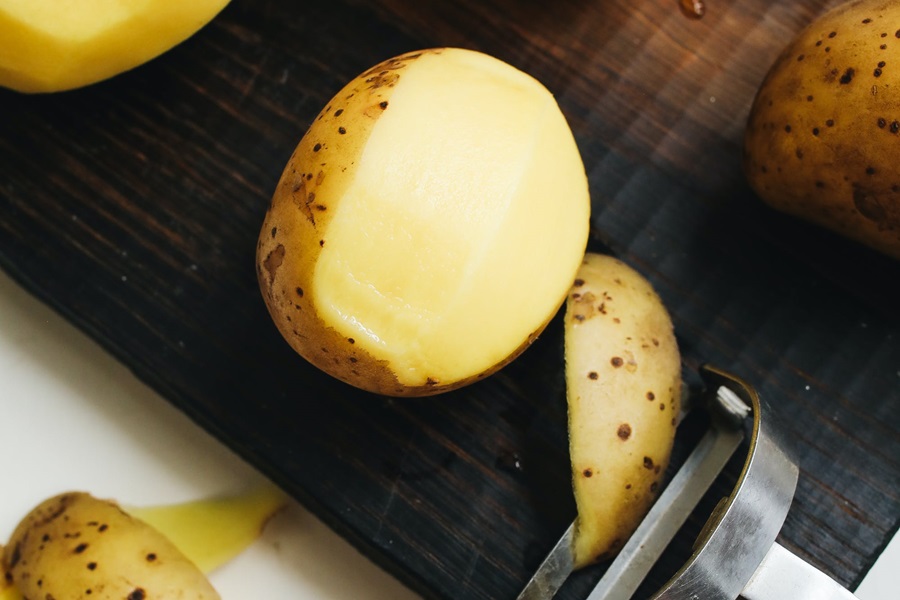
[739,541,859,600]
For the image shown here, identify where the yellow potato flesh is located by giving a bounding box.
[128,485,287,574]
[0,0,229,92]
[0,568,20,600]
[565,254,681,567]
[257,48,590,396]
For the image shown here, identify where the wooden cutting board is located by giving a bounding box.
[1,1,898,598]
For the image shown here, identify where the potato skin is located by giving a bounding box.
[4,492,219,599]
[743,0,900,260]
[257,50,427,396]
[565,254,680,567]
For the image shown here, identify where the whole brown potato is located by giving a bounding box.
[743,0,900,260]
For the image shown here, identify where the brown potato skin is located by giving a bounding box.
[4,492,219,599]
[743,0,900,260]
[257,51,419,397]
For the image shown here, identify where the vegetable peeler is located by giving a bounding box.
[518,365,859,600]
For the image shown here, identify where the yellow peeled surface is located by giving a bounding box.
[313,50,589,387]
[128,485,287,574]
[0,573,22,600]
[0,0,229,92]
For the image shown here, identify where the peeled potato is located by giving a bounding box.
[743,0,900,259]
[257,48,590,397]
[565,254,681,567]
[0,0,229,93]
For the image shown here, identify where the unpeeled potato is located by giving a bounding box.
[743,0,900,259]
[257,48,590,397]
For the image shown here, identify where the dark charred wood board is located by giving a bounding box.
[1,1,898,598]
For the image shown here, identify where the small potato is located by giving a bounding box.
[565,254,680,567]
[743,0,900,259]
[4,493,219,599]
[257,48,590,396]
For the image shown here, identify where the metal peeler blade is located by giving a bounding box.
[517,365,859,600]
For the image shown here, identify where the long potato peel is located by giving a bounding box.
[127,485,288,574]
[565,253,681,567]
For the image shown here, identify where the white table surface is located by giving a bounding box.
[0,268,894,599]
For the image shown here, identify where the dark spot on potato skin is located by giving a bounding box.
[588,371,599,380]
[644,456,655,469]
[128,589,146,600]
[582,468,593,477]
[611,356,624,368]
[8,542,21,569]
[617,424,632,440]
[262,244,286,286]
[839,67,855,84]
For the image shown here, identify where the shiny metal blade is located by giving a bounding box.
[586,402,745,600]
[516,524,575,600]
[740,542,859,600]
[516,385,747,600]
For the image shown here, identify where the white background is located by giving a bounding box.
[0,268,894,599]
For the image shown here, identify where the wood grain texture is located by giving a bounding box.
[1,1,898,598]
